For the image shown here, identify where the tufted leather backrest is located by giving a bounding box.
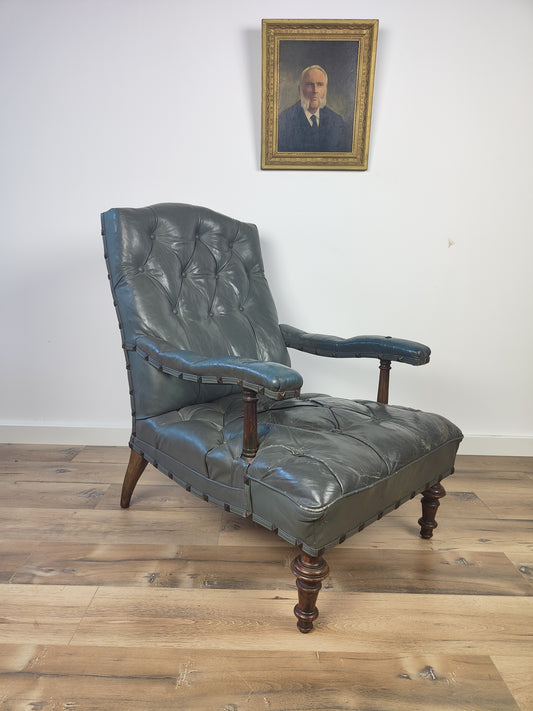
[102,203,291,419]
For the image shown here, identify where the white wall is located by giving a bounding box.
[1,0,532,453]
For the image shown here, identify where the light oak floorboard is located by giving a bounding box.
[0,461,165,485]
[69,587,532,655]
[0,507,223,546]
[0,444,83,462]
[0,646,520,710]
[492,656,533,711]
[7,543,532,597]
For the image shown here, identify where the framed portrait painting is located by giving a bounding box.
[261,19,378,171]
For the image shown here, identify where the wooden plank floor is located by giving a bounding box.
[0,445,532,710]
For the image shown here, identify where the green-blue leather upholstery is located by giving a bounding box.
[102,203,462,556]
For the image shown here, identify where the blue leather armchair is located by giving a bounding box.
[101,203,462,632]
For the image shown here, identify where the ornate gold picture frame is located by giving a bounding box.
[261,19,378,171]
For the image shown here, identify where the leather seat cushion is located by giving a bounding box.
[134,393,462,555]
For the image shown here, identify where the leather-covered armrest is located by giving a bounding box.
[280,324,431,366]
[133,335,303,400]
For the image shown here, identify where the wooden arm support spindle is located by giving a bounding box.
[291,553,330,633]
[377,359,391,404]
[241,388,258,460]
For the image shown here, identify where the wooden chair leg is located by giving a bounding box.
[120,448,148,508]
[290,553,330,633]
[418,482,446,539]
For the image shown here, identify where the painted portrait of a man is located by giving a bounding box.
[277,41,358,154]
[261,20,378,170]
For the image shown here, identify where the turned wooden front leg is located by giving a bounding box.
[418,482,446,539]
[290,553,330,633]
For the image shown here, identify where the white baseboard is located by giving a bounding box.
[0,426,532,456]
[0,426,131,447]
[457,436,533,457]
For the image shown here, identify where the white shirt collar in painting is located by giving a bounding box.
[304,109,320,126]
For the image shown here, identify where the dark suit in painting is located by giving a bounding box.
[278,102,350,153]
